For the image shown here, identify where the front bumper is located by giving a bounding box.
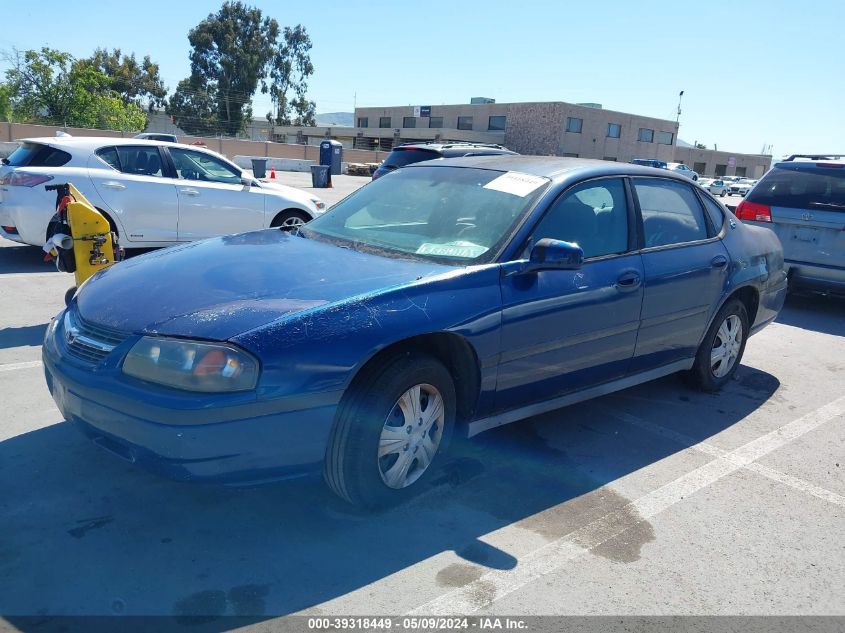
[43,315,339,484]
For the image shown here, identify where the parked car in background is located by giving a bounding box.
[0,137,326,247]
[372,142,516,180]
[43,156,786,508]
[703,179,730,197]
[133,133,179,143]
[728,178,756,197]
[736,154,845,294]
[630,158,668,169]
[667,162,699,181]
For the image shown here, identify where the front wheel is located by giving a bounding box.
[720,190,727,197]
[271,210,310,231]
[687,299,749,392]
[324,353,456,509]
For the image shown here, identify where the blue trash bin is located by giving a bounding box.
[310,164,331,188]
[251,158,267,179]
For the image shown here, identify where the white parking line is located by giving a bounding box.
[409,395,845,615]
[0,360,43,372]
[603,404,845,507]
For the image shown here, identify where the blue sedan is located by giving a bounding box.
[43,156,787,508]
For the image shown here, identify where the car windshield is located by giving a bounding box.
[748,165,845,210]
[302,165,550,264]
[383,148,441,168]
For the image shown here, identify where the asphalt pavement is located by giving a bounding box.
[0,181,843,626]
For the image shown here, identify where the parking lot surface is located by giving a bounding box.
[0,193,843,621]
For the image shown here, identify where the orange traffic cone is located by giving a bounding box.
[270,166,276,179]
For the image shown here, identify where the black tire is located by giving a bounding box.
[687,299,749,392]
[64,286,77,307]
[324,353,456,509]
[271,210,310,230]
[720,190,727,197]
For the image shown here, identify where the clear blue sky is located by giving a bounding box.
[1,0,841,157]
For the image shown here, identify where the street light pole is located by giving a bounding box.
[676,90,684,124]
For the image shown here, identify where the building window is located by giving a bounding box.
[488,115,506,131]
[357,117,368,128]
[403,116,416,128]
[429,116,443,128]
[656,131,674,145]
[693,162,706,175]
[379,117,391,128]
[603,156,617,162]
[638,128,654,143]
[735,166,747,177]
[457,116,473,130]
[607,123,621,138]
[566,117,583,133]
[714,164,727,177]
[562,152,579,158]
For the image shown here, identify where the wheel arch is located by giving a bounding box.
[701,284,760,346]
[270,207,313,227]
[344,332,482,433]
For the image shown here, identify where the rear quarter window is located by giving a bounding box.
[748,165,845,210]
[6,142,71,167]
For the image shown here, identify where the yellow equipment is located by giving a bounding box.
[44,183,120,305]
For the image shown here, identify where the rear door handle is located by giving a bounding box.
[102,181,126,190]
[711,255,729,268]
[179,188,200,196]
[615,271,642,292]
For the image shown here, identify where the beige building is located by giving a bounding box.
[267,98,773,177]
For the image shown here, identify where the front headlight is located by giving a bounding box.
[122,337,259,393]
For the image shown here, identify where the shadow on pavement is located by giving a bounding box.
[0,323,48,349]
[0,366,778,626]
[0,244,58,275]
[776,293,845,337]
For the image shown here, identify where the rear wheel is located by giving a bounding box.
[687,299,749,392]
[324,353,456,509]
[720,190,727,197]
[271,210,310,231]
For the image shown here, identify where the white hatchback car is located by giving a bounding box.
[0,137,325,248]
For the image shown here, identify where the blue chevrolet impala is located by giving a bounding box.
[43,157,787,508]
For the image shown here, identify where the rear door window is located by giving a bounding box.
[634,178,710,247]
[748,165,845,211]
[95,147,121,171]
[700,195,725,232]
[115,146,164,177]
[5,142,71,167]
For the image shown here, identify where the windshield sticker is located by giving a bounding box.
[483,171,547,197]
[416,242,488,258]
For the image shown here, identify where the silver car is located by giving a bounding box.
[735,155,845,294]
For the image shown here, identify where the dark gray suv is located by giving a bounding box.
[372,142,515,180]
[736,154,845,294]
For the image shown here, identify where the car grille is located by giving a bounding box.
[63,310,128,364]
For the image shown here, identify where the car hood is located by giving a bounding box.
[75,230,451,340]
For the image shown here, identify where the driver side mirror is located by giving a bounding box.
[241,176,253,189]
[524,238,583,273]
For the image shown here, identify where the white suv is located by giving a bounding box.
[666,162,699,181]
[0,137,325,248]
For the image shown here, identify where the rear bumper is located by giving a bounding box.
[786,259,845,294]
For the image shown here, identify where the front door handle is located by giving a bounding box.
[711,255,729,268]
[179,188,200,196]
[102,181,126,190]
[615,271,642,292]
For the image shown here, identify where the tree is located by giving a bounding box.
[0,83,11,122]
[267,25,315,126]
[80,48,167,111]
[2,47,146,131]
[187,1,279,136]
[695,142,707,150]
[167,77,219,136]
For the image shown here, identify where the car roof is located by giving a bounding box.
[20,136,185,151]
[408,154,697,182]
